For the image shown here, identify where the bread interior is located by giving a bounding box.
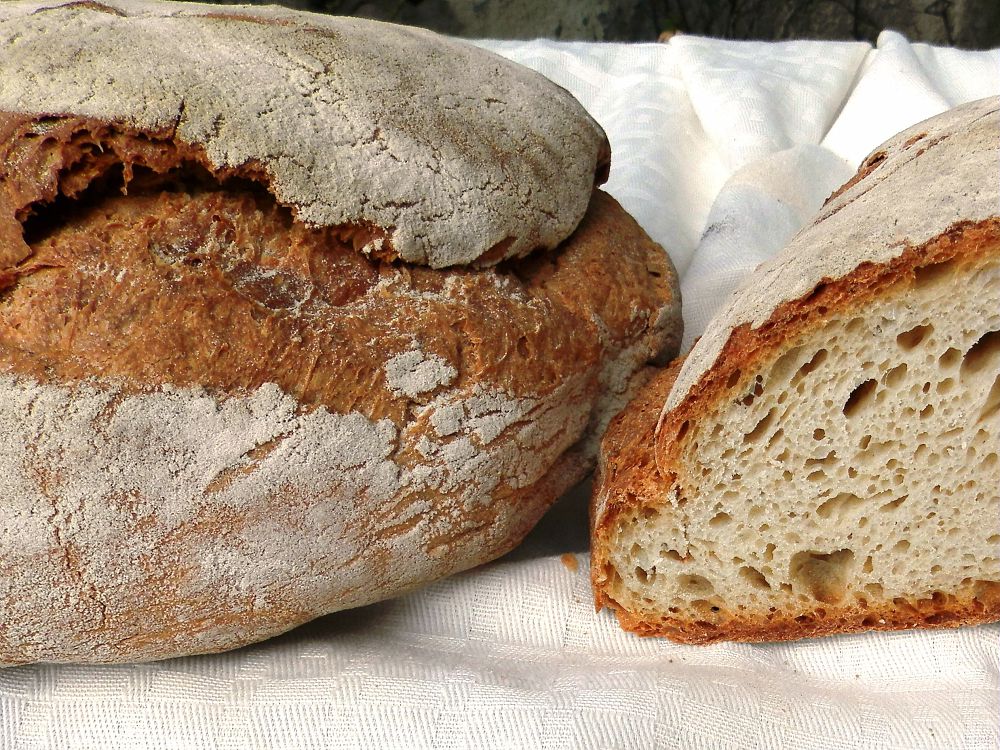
[609,251,1000,632]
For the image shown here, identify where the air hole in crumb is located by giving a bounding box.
[880,495,908,512]
[789,549,854,604]
[709,512,732,528]
[816,492,864,520]
[634,566,654,585]
[884,363,908,389]
[770,346,803,384]
[914,259,955,287]
[739,566,771,590]
[805,451,836,468]
[978,374,1000,423]
[740,379,765,407]
[892,597,916,613]
[660,547,684,562]
[974,580,1000,601]
[896,324,933,350]
[939,347,961,369]
[893,539,910,552]
[676,420,690,441]
[726,369,742,389]
[844,380,877,418]
[745,408,777,444]
[793,348,828,383]
[812,428,826,441]
[677,574,715,597]
[961,330,1000,377]
[766,428,785,450]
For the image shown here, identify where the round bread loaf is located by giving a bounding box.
[0,1,680,663]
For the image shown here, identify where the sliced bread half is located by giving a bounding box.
[592,97,1000,643]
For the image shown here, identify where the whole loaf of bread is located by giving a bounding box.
[0,0,681,664]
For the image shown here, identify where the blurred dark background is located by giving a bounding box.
[198,0,1000,48]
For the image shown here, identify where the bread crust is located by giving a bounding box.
[0,107,679,664]
[0,0,610,268]
[592,97,1000,643]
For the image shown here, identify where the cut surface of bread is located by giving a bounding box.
[592,97,1000,643]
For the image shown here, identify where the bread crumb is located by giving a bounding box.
[560,553,579,573]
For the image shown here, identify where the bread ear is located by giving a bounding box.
[593,97,1000,643]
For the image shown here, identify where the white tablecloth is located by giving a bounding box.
[2,31,999,750]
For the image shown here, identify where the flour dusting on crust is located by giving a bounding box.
[385,347,458,398]
[0,373,592,664]
[0,0,608,268]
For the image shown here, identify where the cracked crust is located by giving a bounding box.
[0,108,679,664]
[0,0,610,268]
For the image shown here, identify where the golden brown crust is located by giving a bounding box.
[609,577,1000,645]
[590,359,682,616]
[591,220,1000,643]
[0,112,667,419]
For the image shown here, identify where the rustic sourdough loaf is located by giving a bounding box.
[592,97,1000,643]
[0,0,681,664]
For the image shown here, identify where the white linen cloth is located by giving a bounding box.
[2,31,998,750]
